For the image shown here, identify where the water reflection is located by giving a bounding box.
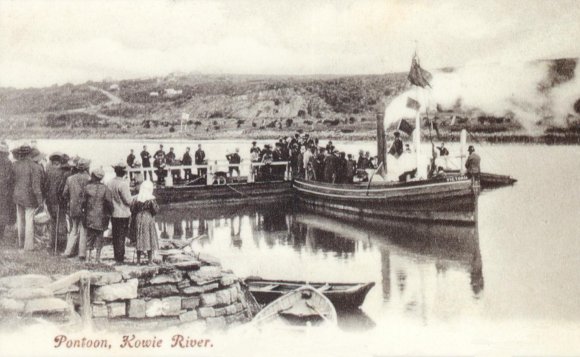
[154,200,484,326]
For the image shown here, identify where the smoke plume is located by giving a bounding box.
[384,58,580,132]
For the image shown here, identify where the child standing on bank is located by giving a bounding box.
[130,180,159,265]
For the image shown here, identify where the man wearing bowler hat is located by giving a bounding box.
[107,162,132,263]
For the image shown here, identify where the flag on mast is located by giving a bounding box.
[397,119,414,136]
[407,54,432,88]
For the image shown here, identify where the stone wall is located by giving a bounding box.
[0,255,256,331]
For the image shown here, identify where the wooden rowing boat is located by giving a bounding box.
[245,277,375,310]
[251,285,337,328]
[294,177,478,225]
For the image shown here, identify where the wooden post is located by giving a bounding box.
[79,275,92,327]
[376,114,386,177]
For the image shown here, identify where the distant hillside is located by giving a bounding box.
[0,58,579,143]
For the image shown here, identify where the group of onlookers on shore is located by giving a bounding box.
[0,141,159,264]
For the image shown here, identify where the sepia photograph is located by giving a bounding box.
[0,0,579,356]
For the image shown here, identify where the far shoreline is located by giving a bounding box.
[2,127,580,145]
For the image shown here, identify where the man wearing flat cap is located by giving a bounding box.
[107,162,132,263]
[62,158,91,258]
[12,144,44,250]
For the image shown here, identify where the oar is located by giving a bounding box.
[251,306,292,325]
[305,301,332,324]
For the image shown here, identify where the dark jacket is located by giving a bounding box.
[357,156,369,170]
[12,158,44,208]
[323,155,339,183]
[45,165,69,207]
[140,150,151,167]
[465,153,481,175]
[0,155,15,225]
[82,180,113,231]
[194,149,205,165]
[389,138,404,157]
[182,152,192,166]
[63,171,91,219]
[346,159,357,178]
[166,151,176,164]
[127,153,136,167]
[226,153,241,164]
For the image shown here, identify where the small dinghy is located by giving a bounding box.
[245,277,375,310]
[252,285,337,328]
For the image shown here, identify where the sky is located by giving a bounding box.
[1,0,580,88]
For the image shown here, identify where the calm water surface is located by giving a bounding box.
[25,139,580,329]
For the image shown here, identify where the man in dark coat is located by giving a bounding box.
[107,162,132,264]
[0,141,15,241]
[226,148,241,177]
[126,149,136,181]
[140,145,151,181]
[82,167,113,263]
[195,144,206,177]
[62,158,91,258]
[357,150,368,170]
[314,147,326,182]
[388,131,404,158]
[12,145,44,251]
[45,152,69,252]
[465,145,481,181]
[323,150,340,183]
[346,153,357,183]
[182,147,193,180]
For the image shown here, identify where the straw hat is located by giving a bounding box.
[77,158,91,170]
[91,167,105,180]
[112,161,127,170]
[30,148,45,162]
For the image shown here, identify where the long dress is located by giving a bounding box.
[130,199,159,252]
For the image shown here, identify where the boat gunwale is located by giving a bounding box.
[293,178,472,193]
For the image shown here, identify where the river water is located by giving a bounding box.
[11,139,580,355]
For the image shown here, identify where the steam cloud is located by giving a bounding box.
[384,59,580,132]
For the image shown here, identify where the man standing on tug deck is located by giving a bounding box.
[465,145,481,182]
[107,162,133,264]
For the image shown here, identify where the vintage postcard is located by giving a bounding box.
[1,1,579,356]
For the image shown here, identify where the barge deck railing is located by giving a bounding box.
[127,161,290,185]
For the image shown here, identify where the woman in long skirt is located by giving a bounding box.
[131,181,159,264]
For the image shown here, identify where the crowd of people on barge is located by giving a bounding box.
[127,133,385,185]
[0,141,159,264]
